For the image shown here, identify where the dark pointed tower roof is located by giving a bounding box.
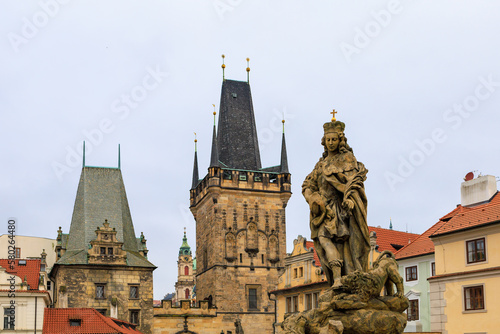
[280,126,289,174]
[58,167,154,267]
[209,123,220,168]
[191,142,199,189]
[217,79,261,170]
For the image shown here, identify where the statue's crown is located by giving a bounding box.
[323,121,345,134]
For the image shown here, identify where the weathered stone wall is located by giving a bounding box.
[189,170,290,332]
[194,188,288,308]
[54,265,154,334]
[154,300,276,334]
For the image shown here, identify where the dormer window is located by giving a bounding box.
[108,248,113,255]
[69,319,81,326]
[100,247,106,255]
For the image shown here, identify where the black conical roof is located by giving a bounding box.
[191,150,199,189]
[280,132,289,174]
[217,80,261,170]
[209,125,220,168]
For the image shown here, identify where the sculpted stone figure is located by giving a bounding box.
[302,120,369,288]
[283,116,409,334]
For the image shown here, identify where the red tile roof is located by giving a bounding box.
[0,259,40,290]
[395,220,447,260]
[395,192,500,260]
[431,191,500,237]
[304,227,418,265]
[368,226,419,253]
[43,308,143,334]
[305,241,321,267]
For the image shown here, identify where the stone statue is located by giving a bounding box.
[283,116,408,334]
[234,318,244,334]
[302,120,369,288]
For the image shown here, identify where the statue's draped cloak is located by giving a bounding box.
[303,150,369,285]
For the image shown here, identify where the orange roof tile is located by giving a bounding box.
[431,191,500,237]
[305,241,321,267]
[304,227,418,265]
[396,192,500,260]
[43,308,143,334]
[395,220,447,260]
[0,259,40,290]
[368,226,419,253]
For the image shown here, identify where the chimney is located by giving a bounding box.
[461,175,497,207]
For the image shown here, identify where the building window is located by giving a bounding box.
[239,172,247,181]
[299,267,304,277]
[407,299,419,321]
[100,247,106,255]
[254,173,262,182]
[129,310,140,325]
[96,309,107,316]
[4,308,14,330]
[69,319,81,326]
[431,262,436,276]
[129,285,139,299]
[15,248,21,258]
[293,268,298,278]
[305,294,312,310]
[240,253,243,263]
[405,266,417,281]
[223,170,232,180]
[286,295,299,313]
[464,285,484,311]
[466,238,486,264]
[185,288,190,299]
[108,247,113,255]
[248,288,258,310]
[184,266,189,275]
[313,292,319,309]
[95,284,105,299]
[261,254,264,264]
[47,280,51,291]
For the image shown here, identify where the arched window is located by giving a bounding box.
[184,266,189,276]
[185,288,190,300]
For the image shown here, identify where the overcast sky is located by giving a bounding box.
[1,1,500,299]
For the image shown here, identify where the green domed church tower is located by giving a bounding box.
[174,229,195,304]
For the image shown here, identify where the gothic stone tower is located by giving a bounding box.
[190,79,291,332]
[174,230,196,304]
[50,166,156,334]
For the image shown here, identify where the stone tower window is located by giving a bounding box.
[184,266,189,275]
[129,310,140,325]
[95,284,105,299]
[129,285,139,299]
[185,288,190,299]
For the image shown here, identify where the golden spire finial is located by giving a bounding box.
[221,54,226,80]
[194,132,197,151]
[212,104,216,125]
[246,57,250,83]
[331,109,338,122]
